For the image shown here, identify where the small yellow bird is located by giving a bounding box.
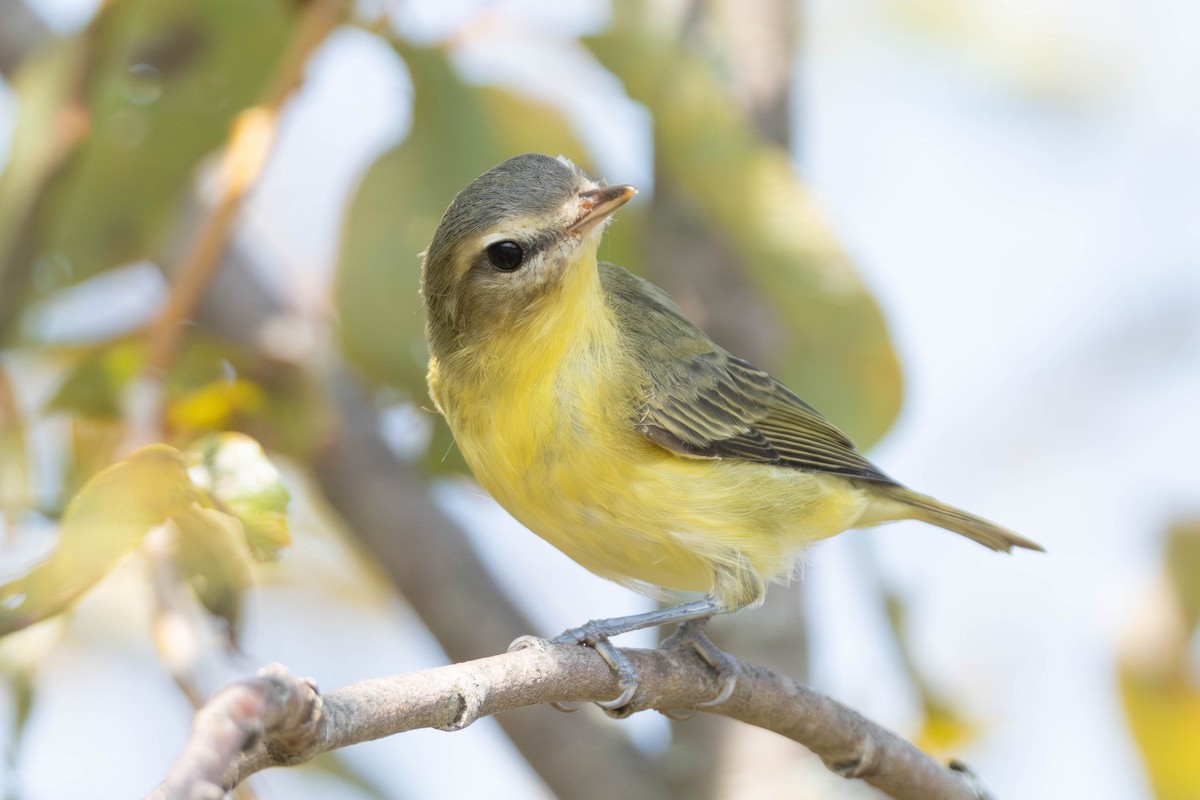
[422,154,1041,704]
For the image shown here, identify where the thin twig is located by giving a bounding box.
[141,0,350,379]
[144,525,207,709]
[149,643,995,800]
[144,526,263,800]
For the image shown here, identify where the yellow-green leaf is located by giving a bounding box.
[172,502,252,642]
[0,445,195,636]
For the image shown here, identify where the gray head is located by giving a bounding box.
[421,153,635,357]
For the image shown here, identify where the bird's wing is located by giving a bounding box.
[636,350,894,482]
[598,262,892,483]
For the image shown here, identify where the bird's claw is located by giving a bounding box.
[592,638,639,713]
[552,626,640,714]
[661,617,738,708]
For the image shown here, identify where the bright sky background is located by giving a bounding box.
[2,0,1198,798]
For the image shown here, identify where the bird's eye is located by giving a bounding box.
[486,240,525,271]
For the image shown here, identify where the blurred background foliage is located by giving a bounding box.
[0,0,1195,798]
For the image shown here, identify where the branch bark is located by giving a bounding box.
[149,642,994,800]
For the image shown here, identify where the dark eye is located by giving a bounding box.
[486,240,525,271]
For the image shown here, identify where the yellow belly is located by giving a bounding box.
[439,359,869,608]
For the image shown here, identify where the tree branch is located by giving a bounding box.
[0,0,50,78]
[149,642,995,800]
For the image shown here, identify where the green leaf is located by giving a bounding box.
[0,36,82,338]
[0,445,195,636]
[335,39,590,473]
[0,0,298,335]
[185,432,290,558]
[588,3,902,446]
[172,502,252,642]
[45,339,144,419]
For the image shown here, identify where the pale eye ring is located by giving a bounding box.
[486,240,525,271]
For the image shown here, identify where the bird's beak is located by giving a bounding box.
[567,184,637,237]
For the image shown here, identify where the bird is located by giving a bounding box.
[421,153,1042,707]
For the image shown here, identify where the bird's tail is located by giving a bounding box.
[871,486,1044,553]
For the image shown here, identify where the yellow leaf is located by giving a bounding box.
[166,378,265,431]
[915,698,980,756]
[1120,665,1200,800]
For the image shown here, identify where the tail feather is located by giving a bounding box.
[876,487,1045,553]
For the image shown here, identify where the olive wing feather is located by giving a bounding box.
[601,263,893,483]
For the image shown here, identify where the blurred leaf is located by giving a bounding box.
[41,0,296,285]
[881,580,980,756]
[1120,520,1200,800]
[63,415,126,507]
[588,3,902,446]
[0,367,30,518]
[184,432,290,558]
[167,377,265,431]
[0,445,194,636]
[0,621,64,775]
[164,331,288,443]
[1165,520,1200,634]
[0,33,85,338]
[45,339,143,419]
[1121,666,1200,800]
[4,664,35,773]
[43,340,138,500]
[0,0,298,333]
[171,502,252,642]
[915,698,979,756]
[335,39,589,474]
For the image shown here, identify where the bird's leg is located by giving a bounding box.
[550,597,727,712]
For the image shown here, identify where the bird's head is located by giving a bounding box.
[421,153,635,358]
